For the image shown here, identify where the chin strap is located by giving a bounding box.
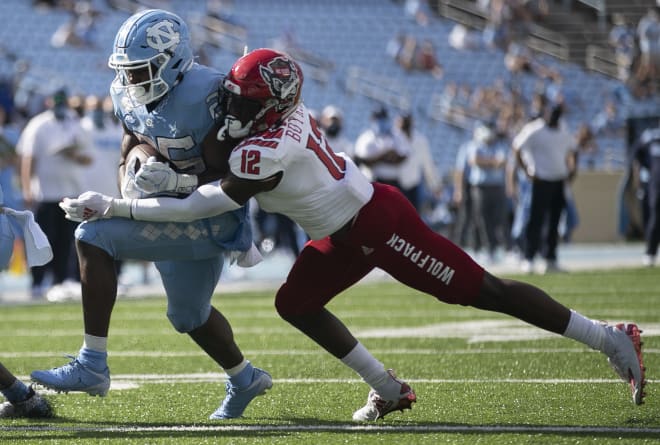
[217,115,253,141]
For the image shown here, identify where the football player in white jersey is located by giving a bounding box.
[31,10,271,421]
[60,49,646,420]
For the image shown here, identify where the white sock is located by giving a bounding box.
[83,334,108,353]
[224,359,248,377]
[563,310,607,352]
[341,342,400,399]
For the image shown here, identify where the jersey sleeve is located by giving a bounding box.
[228,138,286,180]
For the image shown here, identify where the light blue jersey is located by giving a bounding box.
[75,63,253,332]
[111,63,222,174]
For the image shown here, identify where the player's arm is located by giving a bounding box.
[124,170,281,221]
[133,122,230,195]
[117,126,144,198]
[60,169,282,223]
[117,125,140,184]
[196,121,234,185]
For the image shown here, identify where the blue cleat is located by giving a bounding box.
[209,368,272,419]
[0,386,54,418]
[30,355,110,397]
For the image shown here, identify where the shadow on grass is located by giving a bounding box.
[2,418,660,441]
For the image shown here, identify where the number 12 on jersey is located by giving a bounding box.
[240,149,260,175]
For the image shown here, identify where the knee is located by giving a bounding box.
[275,284,320,319]
[167,304,211,333]
[470,272,508,311]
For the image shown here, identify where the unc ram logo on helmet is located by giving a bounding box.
[108,9,194,107]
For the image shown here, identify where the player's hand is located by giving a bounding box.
[59,191,114,222]
[135,157,197,195]
[121,155,145,199]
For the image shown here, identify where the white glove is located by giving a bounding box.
[59,192,133,222]
[121,155,147,199]
[134,157,198,196]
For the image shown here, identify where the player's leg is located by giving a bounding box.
[31,214,248,397]
[158,257,272,419]
[275,238,374,357]
[365,184,645,405]
[30,238,113,396]
[0,363,52,418]
[275,238,415,421]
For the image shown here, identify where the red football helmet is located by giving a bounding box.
[217,48,304,140]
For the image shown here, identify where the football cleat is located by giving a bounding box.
[352,370,417,421]
[30,355,110,397]
[0,386,54,418]
[605,323,646,405]
[209,367,272,419]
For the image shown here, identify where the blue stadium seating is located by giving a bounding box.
[0,0,654,173]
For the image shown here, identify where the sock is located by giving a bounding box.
[0,379,30,404]
[225,360,253,388]
[78,347,108,372]
[341,342,400,399]
[83,334,108,353]
[563,310,607,352]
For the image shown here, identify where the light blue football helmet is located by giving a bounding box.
[108,9,194,107]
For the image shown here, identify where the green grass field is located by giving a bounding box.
[0,267,658,444]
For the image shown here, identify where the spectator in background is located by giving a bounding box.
[79,95,122,198]
[438,82,470,127]
[448,23,482,51]
[404,0,432,26]
[633,118,660,267]
[50,0,99,49]
[415,39,443,79]
[320,105,353,159]
[354,105,411,189]
[609,13,636,82]
[590,100,624,138]
[17,88,91,298]
[37,94,126,302]
[635,6,660,87]
[395,34,418,71]
[466,122,509,263]
[451,130,482,253]
[513,104,577,274]
[394,112,442,212]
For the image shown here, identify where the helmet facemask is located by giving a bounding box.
[108,10,194,110]
[217,81,274,140]
[216,50,303,141]
[109,52,171,107]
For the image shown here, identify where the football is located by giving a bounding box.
[127,143,168,174]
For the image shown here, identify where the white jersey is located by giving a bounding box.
[228,104,374,240]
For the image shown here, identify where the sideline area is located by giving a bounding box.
[0,242,648,305]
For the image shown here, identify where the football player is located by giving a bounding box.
[60,49,646,420]
[1,187,52,418]
[0,363,52,418]
[31,10,270,420]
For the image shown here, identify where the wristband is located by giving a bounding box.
[110,198,134,219]
[176,174,198,195]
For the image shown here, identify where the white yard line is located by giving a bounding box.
[2,424,659,435]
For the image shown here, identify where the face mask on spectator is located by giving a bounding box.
[53,103,68,121]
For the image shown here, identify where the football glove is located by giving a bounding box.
[134,157,198,196]
[121,155,147,199]
[59,192,132,222]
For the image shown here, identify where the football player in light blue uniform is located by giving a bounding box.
[31,9,272,420]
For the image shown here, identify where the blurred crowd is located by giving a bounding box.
[1,0,659,303]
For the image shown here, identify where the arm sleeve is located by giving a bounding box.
[131,181,241,222]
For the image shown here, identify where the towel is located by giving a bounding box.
[0,207,53,267]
